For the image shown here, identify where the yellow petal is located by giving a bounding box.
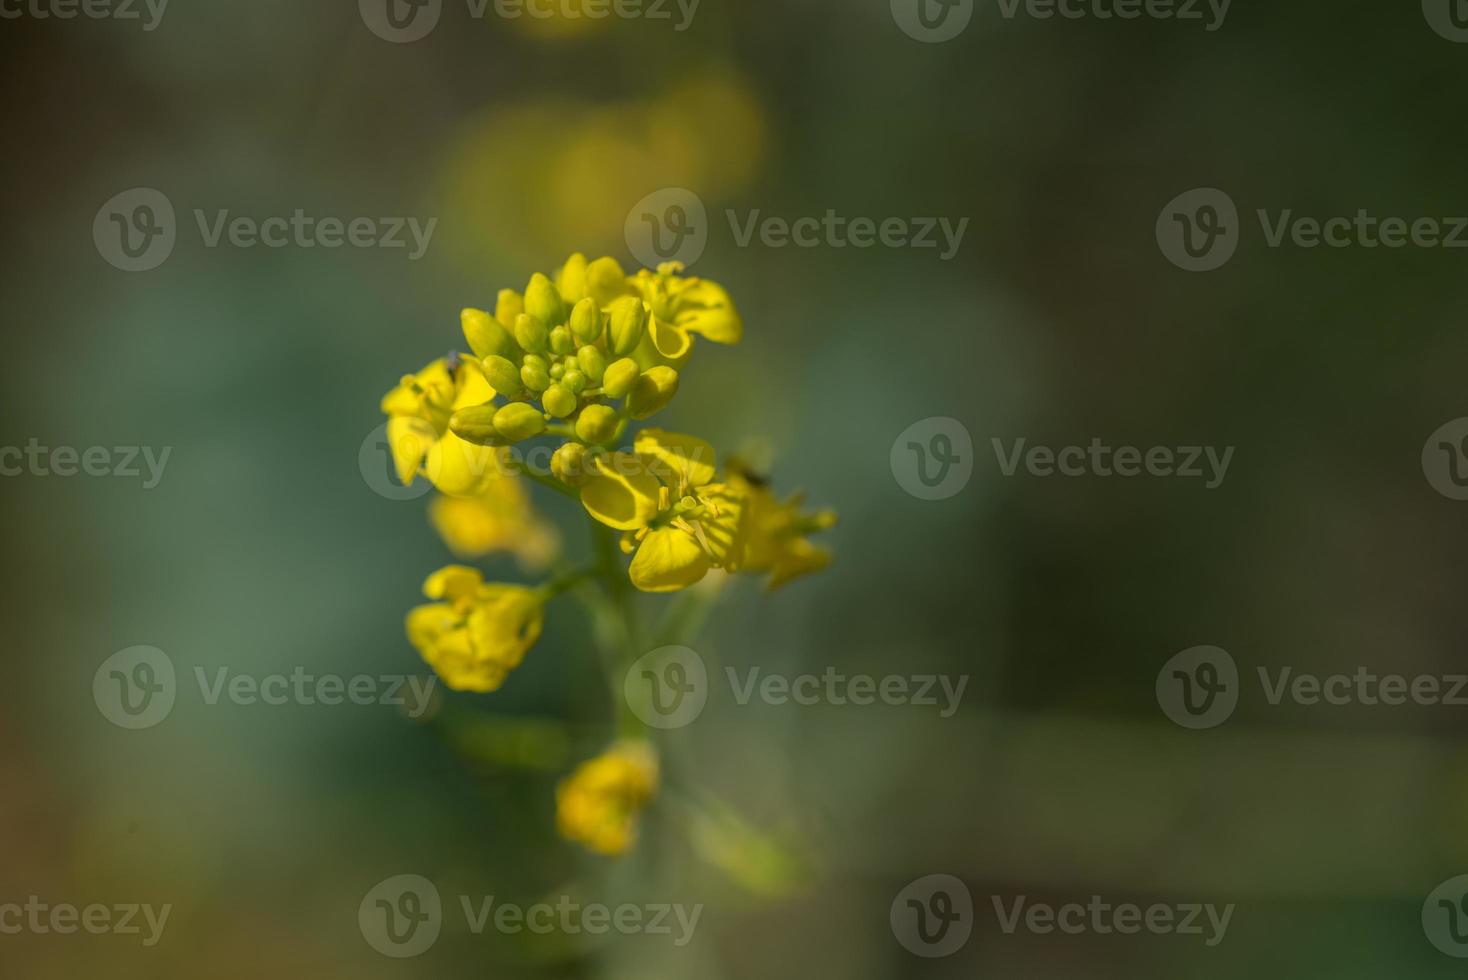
[385,417,437,485]
[694,482,748,569]
[586,256,633,307]
[425,432,504,497]
[422,565,484,601]
[580,453,661,531]
[633,429,716,491]
[674,278,742,344]
[629,526,710,592]
[452,362,496,409]
[644,316,693,362]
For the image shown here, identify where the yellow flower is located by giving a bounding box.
[428,478,560,571]
[380,355,505,497]
[405,566,544,692]
[628,261,743,367]
[580,430,747,592]
[556,741,659,856]
[732,467,838,590]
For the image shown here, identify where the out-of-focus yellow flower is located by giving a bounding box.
[428,478,560,571]
[730,463,837,591]
[556,741,658,856]
[580,430,747,592]
[434,71,769,269]
[405,566,545,692]
[380,356,505,497]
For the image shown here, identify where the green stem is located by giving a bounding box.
[536,565,598,601]
[513,461,578,499]
[590,519,645,738]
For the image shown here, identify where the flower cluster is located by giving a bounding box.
[380,253,834,855]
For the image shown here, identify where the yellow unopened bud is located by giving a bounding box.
[524,273,566,327]
[577,345,606,383]
[494,289,524,327]
[493,403,547,442]
[607,296,648,356]
[514,313,548,354]
[551,442,591,486]
[520,359,551,394]
[549,325,574,356]
[602,358,641,399]
[586,256,627,302]
[461,308,513,359]
[482,355,521,395]
[569,297,604,344]
[448,404,503,446]
[542,384,577,419]
[557,253,589,302]
[562,369,586,394]
[575,404,619,444]
[627,366,679,420]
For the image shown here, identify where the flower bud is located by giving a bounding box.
[550,362,565,380]
[542,384,577,419]
[523,273,565,328]
[569,297,603,344]
[514,313,548,354]
[494,289,524,327]
[549,325,574,356]
[493,403,547,442]
[627,366,679,420]
[562,369,586,394]
[449,404,503,446]
[461,308,513,359]
[601,358,640,399]
[575,404,619,445]
[520,360,551,394]
[607,297,648,356]
[482,355,522,395]
[551,442,591,486]
[576,345,606,383]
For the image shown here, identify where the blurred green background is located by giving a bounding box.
[5,0,1468,976]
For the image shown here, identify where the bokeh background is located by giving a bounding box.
[5,1,1468,976]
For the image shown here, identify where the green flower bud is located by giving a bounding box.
[520,360,551,394]
[542,384,578,419]
[607,296,648,356]
[522,353,547,372]
[569,297,604,344]
[461,308,513,360]
[514,313,547,354]
[551,442,592,486]
[493,402,547,443]
[562,369,586,394]
[523,272,566,327]
[549,362,565,381]
[575,404,619,445]
[627,366,679,420]
[448,404,503,446]
[576,345,606,383]
[482,355,521,395]
[601,358,641,399]
[549,324,574,356]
